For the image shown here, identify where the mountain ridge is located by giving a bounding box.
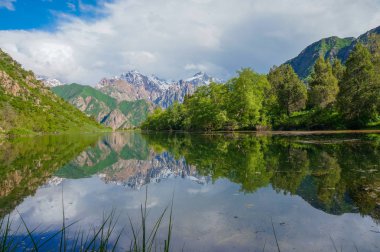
[286,25,380,79]
[96,71,222,108]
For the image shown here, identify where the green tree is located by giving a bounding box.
[337,43,380,128]
[308,57,339,109]
[267,64,307,116]
[165,102,185,130]
[184,84,228,130]
[227,68,269,129]
[332,58,345,81]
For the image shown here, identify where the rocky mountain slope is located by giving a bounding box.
[52,83,153,129]
[286,25,380,79]
[96,71,221,108]
[0,49,103,134]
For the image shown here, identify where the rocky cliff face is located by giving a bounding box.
[96,71,221,108]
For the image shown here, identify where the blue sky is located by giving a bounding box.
[0,0,379,85]
[0,0,109,30]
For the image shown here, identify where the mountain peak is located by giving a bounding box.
[96,70,221,108]
[183,71,221,85]
[194,71,206,76]
[36,75,64,88]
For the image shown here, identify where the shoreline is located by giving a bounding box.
[140,129,380,135]
[2,129,380,139]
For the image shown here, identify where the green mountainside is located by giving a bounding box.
[52,84,153,129]
[286,26,380,79]
[0,49,104,135]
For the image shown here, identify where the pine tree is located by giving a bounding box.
[267,64,307,116]
[332,58,345,81]
[308,57,339,109]
[337,43,379,128]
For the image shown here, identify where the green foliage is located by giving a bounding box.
[267,64,307,116]
[308,57,339,109]
[337,44,380,128]
[273,108,343,130]
[183,84,229,130]
[0,50,104,135]
[227,68,269,129]
[142,69,270,131]
[332,58,346,81]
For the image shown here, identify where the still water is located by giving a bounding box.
[1,132,380,251]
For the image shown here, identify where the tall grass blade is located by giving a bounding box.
[330,235,338,252]
[271,217,280,252]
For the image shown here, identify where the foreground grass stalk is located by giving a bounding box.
[129,187,174,252]
[0,186,174,252]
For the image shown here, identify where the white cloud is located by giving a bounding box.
[0,0,380,85]
[0,0,16,11]
[184,63,208,72]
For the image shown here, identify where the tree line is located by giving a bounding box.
[141,44,380,131]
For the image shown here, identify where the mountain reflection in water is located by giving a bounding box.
[1,132,380,251]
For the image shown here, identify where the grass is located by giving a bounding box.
[0,188,173,252]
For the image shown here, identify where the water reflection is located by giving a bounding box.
[0,134,100,218]
[142,133,380,222]
[55,133,209,189]
[1,132,380,251]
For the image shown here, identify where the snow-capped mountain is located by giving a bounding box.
[96,70,174,94]
[36,75,64,88]
[96,70,222,108]
[182,72,221,86]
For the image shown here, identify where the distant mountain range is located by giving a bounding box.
[286,25,380,79]
[96,70,222,108]
[51,71,221,129]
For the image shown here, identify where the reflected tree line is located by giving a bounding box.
[1,132,379,223]
[143,133,380,222]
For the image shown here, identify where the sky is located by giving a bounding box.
[0,0,379,85]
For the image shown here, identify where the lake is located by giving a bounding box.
[1,132,380,251]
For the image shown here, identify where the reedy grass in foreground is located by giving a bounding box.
[0,188,173,252]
